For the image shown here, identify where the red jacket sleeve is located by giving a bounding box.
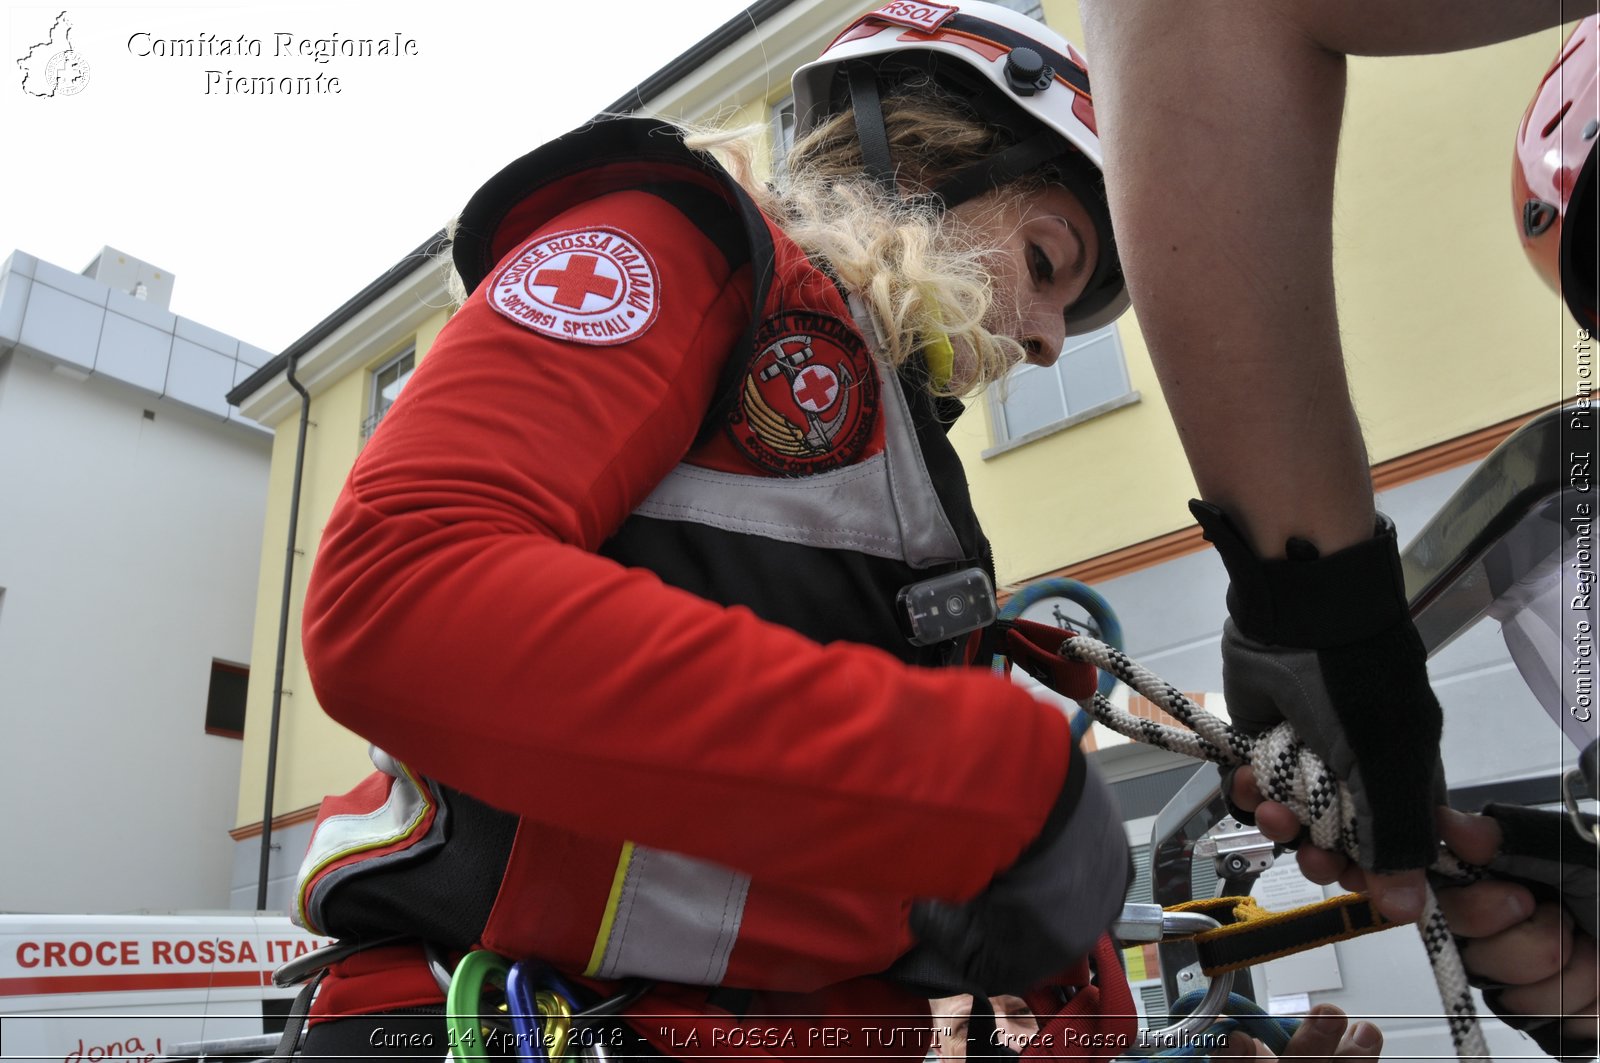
[301,189,1076,901]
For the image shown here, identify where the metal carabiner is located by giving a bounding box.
[1561,767,1600,845]
[446,949,514,1063]
[570,979,651,1061]
[1111,903,1234,1056]
[506,959,584,1063]
[536,990,574,1061]
[503,961,549,1063]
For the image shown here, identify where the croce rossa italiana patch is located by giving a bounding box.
[488,227,660,345]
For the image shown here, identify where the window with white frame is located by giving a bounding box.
[205,659,249,739]
[986,323,1135,450]
[770,94,797,175]
[363,346,415,439]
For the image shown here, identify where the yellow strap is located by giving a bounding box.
[1164,893,1396,975]
[924,331,955,389]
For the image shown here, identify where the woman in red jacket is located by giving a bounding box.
[288,3,1376,1060]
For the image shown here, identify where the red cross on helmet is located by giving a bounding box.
[791,0,1127,335]
[1512,15,1599,330]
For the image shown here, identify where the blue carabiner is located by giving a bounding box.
[1154,991,1300,1058]
[506,960,583,1063]
[505,961,551,1063]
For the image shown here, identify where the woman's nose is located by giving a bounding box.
[1025,315,1066,368]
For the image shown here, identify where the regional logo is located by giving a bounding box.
[488,227,659,346]
[17,11,90,97]
[728,310,879,475]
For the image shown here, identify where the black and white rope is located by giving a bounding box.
[1054,635,1491,1063]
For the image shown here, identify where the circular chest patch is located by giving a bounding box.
[487,227,660,346]
[727,310,879,475]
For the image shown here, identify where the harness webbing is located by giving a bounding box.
[1170,893,1393,975]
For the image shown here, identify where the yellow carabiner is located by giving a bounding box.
[535,989,574,1061]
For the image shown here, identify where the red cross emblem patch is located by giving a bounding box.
[487,226,660,345]
[727,310,879,475]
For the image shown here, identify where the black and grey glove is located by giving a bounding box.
[893,743,1131,998]
[1478,802,1599,939]
[1191,499,1445,874]
[1472,803,1599,1063]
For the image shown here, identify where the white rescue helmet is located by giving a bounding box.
[791,0,1126,334]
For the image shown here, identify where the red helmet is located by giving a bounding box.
[1512,16,1599,329]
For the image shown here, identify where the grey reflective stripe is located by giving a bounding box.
[876,356,963,568]
[847,293,963,567]
[292,761,446,934]
[634,361,964,569]
[635,453,898,557]
[590,845,751,985]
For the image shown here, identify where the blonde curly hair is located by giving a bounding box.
[690,77,1053,395]
[445,80,1072,396]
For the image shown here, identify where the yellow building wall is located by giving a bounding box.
[235,308,452,828]
[958,11,1569,587]
[1337,40,1569,456]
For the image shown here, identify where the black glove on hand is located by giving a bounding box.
[1191,499,1445,874]
[1473,803,1598,1063]
[895,742,1131,998]
[1478,802,1598,940]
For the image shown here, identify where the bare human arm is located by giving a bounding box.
[1078,0,1582,922]
[1078,0,1575,557]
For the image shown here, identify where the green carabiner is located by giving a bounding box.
[446,949,513,1062]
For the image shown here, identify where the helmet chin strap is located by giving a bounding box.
[847,63,899,195]
[931,131,1066,209]
[846,61,1073,211]
[846,62,954,383]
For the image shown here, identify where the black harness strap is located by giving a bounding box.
[272,967,326,1060]
[848,63,899,195]
[930,129,1064,211]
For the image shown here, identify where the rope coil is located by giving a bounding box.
[1053,635,1491,1063]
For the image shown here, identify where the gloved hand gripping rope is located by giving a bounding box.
[1054,631,1492,1062]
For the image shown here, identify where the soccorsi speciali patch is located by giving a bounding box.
[489,227,660,345]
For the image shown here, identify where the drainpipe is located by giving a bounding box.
[257,356,312,911]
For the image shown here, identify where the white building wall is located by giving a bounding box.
[0,250,271,913]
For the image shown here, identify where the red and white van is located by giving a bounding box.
[0,914,330,1063]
